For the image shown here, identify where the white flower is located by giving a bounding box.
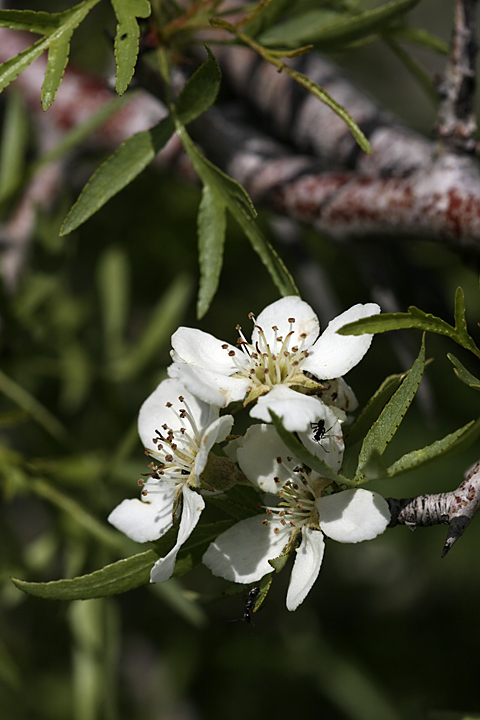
[168,296,380,432]
[108,378,233,583]
[203,423,389,611]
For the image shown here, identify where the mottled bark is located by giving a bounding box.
[387,460,480,556]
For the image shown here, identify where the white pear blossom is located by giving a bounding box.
[168,296,380,432]
[108,378,233,583]
[203,422,390,611]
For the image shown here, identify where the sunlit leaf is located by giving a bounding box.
[111,0,151,95]
[355,336,425,481]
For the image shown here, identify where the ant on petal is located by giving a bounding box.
[310,419,335,450]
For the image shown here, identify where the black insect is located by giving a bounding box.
[243,587,260,624]
[311,419,334,447]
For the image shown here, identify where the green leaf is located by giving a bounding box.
[175,122,299,314]
[0,8,59,33]
[196,184,227,319]
[0,2,104,107]
[268,410,358,487]
[345,372,405,447]
[447,353,480,391]
[258,0,421,49]
[355,336,425,481]
[338,291,480,358]
[176,45,222,126]
[0,36,46,95]
[60,115,175,235]
[280,64,371,153]
[387,419,480,477]
[11,548,162,600]
[111,0,151,95]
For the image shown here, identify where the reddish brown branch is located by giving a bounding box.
[386,460,480,556]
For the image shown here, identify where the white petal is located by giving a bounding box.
[194,414,234,477]
[150,486,205,583]
[168,362,249,407]
[108,483,175,543]
[317,488,390,543]
[203,515,290,583]
[138,377,218,450]
[303,303,380,380]
[171,327,247,373]
[297,403,344,472]
[236,423,296,492]
[252,296,319,349]
[249,385,327,432]
[286,527,325,611]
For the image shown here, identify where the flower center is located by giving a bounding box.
[140,395,201,494]
[224,313,310,394]
[262,459,320,535]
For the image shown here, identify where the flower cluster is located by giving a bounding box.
[108,296,390,610]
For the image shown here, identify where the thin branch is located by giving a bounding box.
[435,0,478,154]
[386,460,480,557]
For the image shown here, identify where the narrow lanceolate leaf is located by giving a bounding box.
[42,0,102,110]
[42,36,71,110]
[281,65,371,153]
[11,548,162,600]
[387,419,480,477]
[197,185,227,319]
[175,122,299,315]
[111,0,151,95]
[339,293,480,358]
[355,337,425,481]
[60,115,174,235]
[269,410,358,487]
[0,9,58,33]
[0,37,46,94]
[447,353,480,391]
[345,371,405,447]
[0,2,100,101]
[259,0,421,49]
[176,46,222,126]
